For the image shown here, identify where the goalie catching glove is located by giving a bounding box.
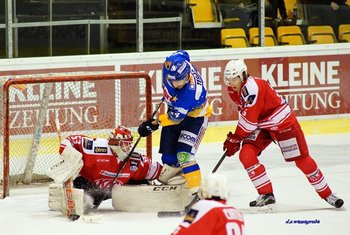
[138,118,159,137]
[223,132,243,157]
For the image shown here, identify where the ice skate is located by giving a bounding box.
[249,193,276,213]
[325,194,344,208]
[250,193,276,207]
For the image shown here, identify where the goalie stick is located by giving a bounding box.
[93,100,164,209]
[157,150,228,218]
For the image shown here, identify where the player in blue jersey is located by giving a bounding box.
[138,50,212,194]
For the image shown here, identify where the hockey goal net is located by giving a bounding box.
[0,72,153,198]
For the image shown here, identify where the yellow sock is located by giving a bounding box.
[182,163,201,194]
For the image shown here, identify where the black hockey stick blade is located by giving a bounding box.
[157,211,186,218]
[69,214,80,221]
[157,195,198,218]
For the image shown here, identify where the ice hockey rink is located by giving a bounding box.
[1,132,349,235]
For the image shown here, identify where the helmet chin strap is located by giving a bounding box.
[241,71,248,81]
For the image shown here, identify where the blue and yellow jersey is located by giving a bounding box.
[160,64,212,126]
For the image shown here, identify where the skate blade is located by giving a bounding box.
[249,204,277,214]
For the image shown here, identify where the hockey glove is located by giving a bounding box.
[223,132,243,157]
[137,118,159,137]
[129,152,143,162]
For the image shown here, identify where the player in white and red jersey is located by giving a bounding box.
[222,59,344,209]
[58,126,162,207]
[171,173,245,235]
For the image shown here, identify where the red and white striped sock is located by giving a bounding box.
[306,168,332,199]
[246,163,273,195]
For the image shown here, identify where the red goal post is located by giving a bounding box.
[0,72,153,198]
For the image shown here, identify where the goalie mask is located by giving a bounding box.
[108,126,133,160]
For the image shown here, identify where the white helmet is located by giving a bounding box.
[108,126,133,161]
[223,59,247,86]
[199,173,229,200]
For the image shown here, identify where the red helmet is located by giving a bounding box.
[108,126,133,160]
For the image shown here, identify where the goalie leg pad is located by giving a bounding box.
[48,183,64,211]
[112,184,192,212]
[48,183,85,216]
[47,145,83,183]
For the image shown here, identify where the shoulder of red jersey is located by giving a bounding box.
[65,134,86,141]
[84,137,112,155]
[65,136,111,153]
[61,134,87,147]
[240,76,262,108]
[173,200,245,235]
[181,200,233,226]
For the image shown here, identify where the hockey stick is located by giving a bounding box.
[93,100,164,209]
[23,83,52,184]
[157,150,228,218]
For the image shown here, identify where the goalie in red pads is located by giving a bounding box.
[47,126,162,215]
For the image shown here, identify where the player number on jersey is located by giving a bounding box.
[226,222,243,235]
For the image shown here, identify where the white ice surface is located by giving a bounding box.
[1,133,349,235]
